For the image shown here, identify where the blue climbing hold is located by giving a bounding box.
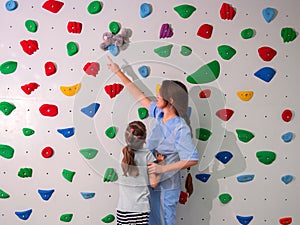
[237,174,255,183]
[15,209,33,220]
[108,45,119,56]
[281,175,293,184]
[140,3,151,18]
[5,0,18,11]
[195,173,211,183]
[138,65,149,78]
[57,127,75,138]
[262,7,275,23]
[80,192,96,199]
[236,215,253,225]
[81,103,100,118]
[215,151,233,164]
[281,132,293,143]
[254,67,276,83]
[38,189,55,201]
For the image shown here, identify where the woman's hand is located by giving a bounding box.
[107,56,120,73]
[148,162,163,174]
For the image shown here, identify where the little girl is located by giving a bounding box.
[116,121,162,225]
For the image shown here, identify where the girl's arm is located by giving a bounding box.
[148,163,161,188]
[148,160,198,175]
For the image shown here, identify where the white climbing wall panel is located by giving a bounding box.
[0,0,299,225]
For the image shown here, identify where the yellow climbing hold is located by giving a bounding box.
[156,84,161,95]
[60,83,81,96]
[236,91,254,101]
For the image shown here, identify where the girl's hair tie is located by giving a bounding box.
[130,128,135,134]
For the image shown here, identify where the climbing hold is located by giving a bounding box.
[20,40,39,55]
[38,189,55,201]
[281,109,293,122]
[60,83,81,96]
[197,24,213,39]
[0,61,17,74]
[15,209,32,221]
[159,23,173,39]
[279,217,292,225]
[241,28,254,39]
[199,89,211,98]
[67,42,79,56]
[256,151,276,165]
[104,83,124,98]
[81,103,100,118]
[262,7,275,23]
[195,173,211,183]
[79,148,98,159]
[138,65,149,78]
[186,60,220,84]
[105,126,117,139]
[0,189,10,199]
[220,3,236,20]
[109,21,120,35]
[236,215,253,225]
[236,129,254,143]
[254,67,276,83]
[103,168,118,182]
[281,27,297,43]
[216,109,234,121]
[0,144,14,159]
[174,4,196,19]
[60,213,73,222]
[237,174,255,183]
[39,104,58,117]
[5,0,18,11]
[154,44,173,58]
[42,0,64,13]
[180,46,192,56]
[179,191,188,204]
[87,1,102,14]
[258,46,277,62]
[80,192,95,199]
[57,127,75,138]
[108,45,119,56]
[18,168,33,178]
[281,132,293,143]
[102,214,115,223]
[281,175,293,185]
[138,107,148,120]
[67,21,82,34]
[218,193,232,204]
[236,91,254,101]
[22,128,35,136]
[140,3,152,18]
[217,45,236,60]
[41,146,54,158]
[62,169,76,182]
[44,61,56,76]
[215,151,233,164]
[21,82,40,95]
[0,101,16,115]
[196,128,212,141]
[83,62,100,77]
[25,20,37,33]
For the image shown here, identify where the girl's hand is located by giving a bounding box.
[107,56,120,73]
[147,162,163,174]
[155,151,165,163]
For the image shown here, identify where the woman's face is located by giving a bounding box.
[156,93,167,109]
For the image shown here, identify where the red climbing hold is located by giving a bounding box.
[279,217,292,225]
[67,21,82,34]
[179,191,188,204]
[197,24,213,39]
[220,3,236,20]
[44,61,56,76]
[21,82,40,95]
[281,109,293,122]
[41,146,54,158]
[42,0,64,13]
[20,40,39,55]
[83,62,100,77]
[199,89,211,98]
[258,46,277,62]
[216,108,234,121]
[104,83,124,98]
[39,104,58,117]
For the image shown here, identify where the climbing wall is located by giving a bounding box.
[0,0,299,224]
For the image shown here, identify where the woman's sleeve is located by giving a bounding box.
[148,101,162,119]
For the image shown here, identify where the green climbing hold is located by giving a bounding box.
[218,193,232,204]
[281,27,297,43]
[174,4,196,19]
[62,169,76,182]
[25,20,38,33]
[0,102,16,115]
[87,1,102,14]
[236,129,255,143]
[79,148,98,159]
[109,21,120,35]
[256,151,276,165]
[105,126,117,139]
[22,128,35,136]
[180,46,192,56]
[0,61,18,74]
[196,128,212,141]
[60,213,73,222]
[18,168,33,178]
[138,107,148,120]
[0,189,10,199]
[186,60,220,84]
[67,41,78,56]
[0,144,14,159]
[218,45,236,60]
[101,214,115,223]
[154,44,173,58]
[104,168,118,182]
[241,28,254,39]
